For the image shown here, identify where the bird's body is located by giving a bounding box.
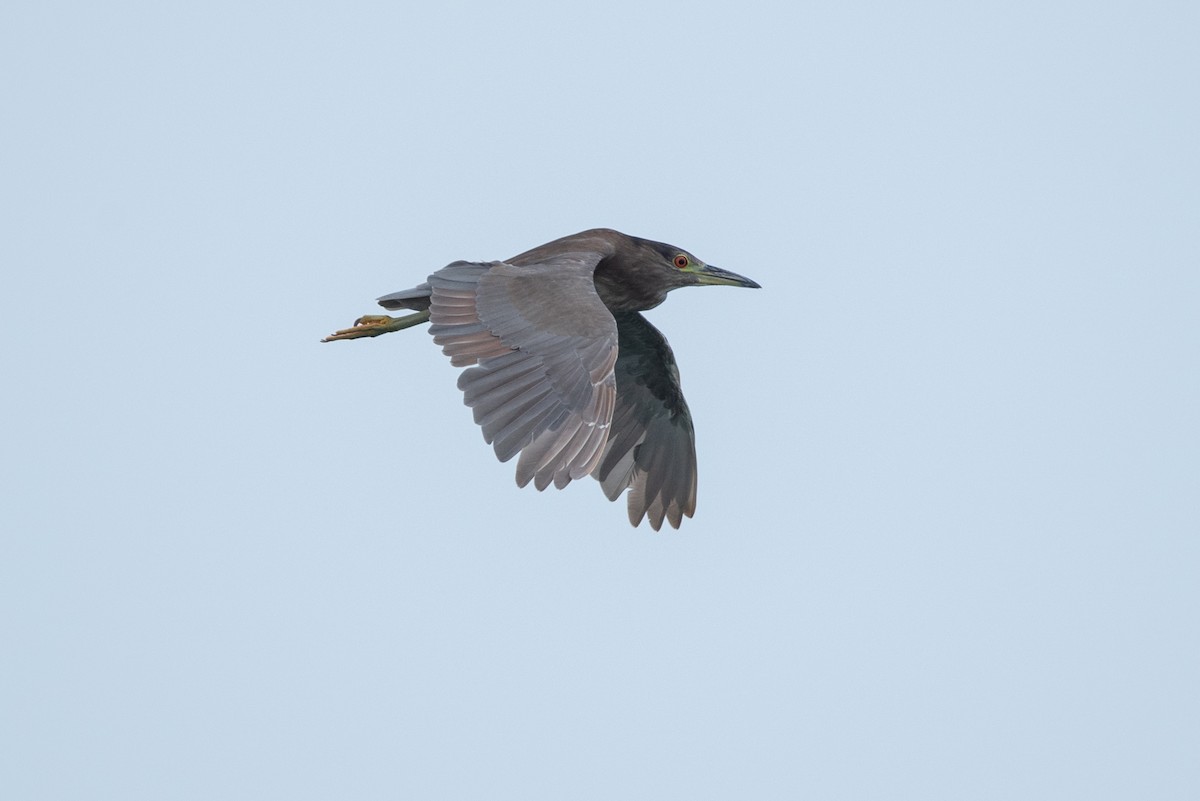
[323,228,759,530]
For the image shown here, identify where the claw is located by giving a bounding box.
[353,315,395,327]
[321,316,394,342]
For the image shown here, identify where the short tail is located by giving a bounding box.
[377,283,433,311]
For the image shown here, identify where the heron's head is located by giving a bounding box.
[566,228,762,312]
[641,239,761,293]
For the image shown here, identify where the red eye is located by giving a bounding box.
[673,255,689,269]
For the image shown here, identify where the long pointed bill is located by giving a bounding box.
[690,263,762,289]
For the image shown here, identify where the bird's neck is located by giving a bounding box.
[592,267,668,312]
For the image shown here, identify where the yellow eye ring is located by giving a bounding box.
[673,254,689,269]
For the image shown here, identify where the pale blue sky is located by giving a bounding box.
[2,1,1197,798]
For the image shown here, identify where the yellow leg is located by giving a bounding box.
[321,311,431,342]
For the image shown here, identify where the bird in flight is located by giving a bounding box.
[323,228,760,530]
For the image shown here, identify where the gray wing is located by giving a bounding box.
[593,311,698,530]
[423,255,619,492]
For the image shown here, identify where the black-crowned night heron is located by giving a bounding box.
[323,228,760,530]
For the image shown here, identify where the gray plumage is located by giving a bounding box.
[324,228,760,530]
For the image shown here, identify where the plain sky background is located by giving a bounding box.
[2,1,1196,798]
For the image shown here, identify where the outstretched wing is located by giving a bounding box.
[423,255,619,492]
[593,311,698,530]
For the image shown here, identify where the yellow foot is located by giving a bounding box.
[321,311,431,342]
